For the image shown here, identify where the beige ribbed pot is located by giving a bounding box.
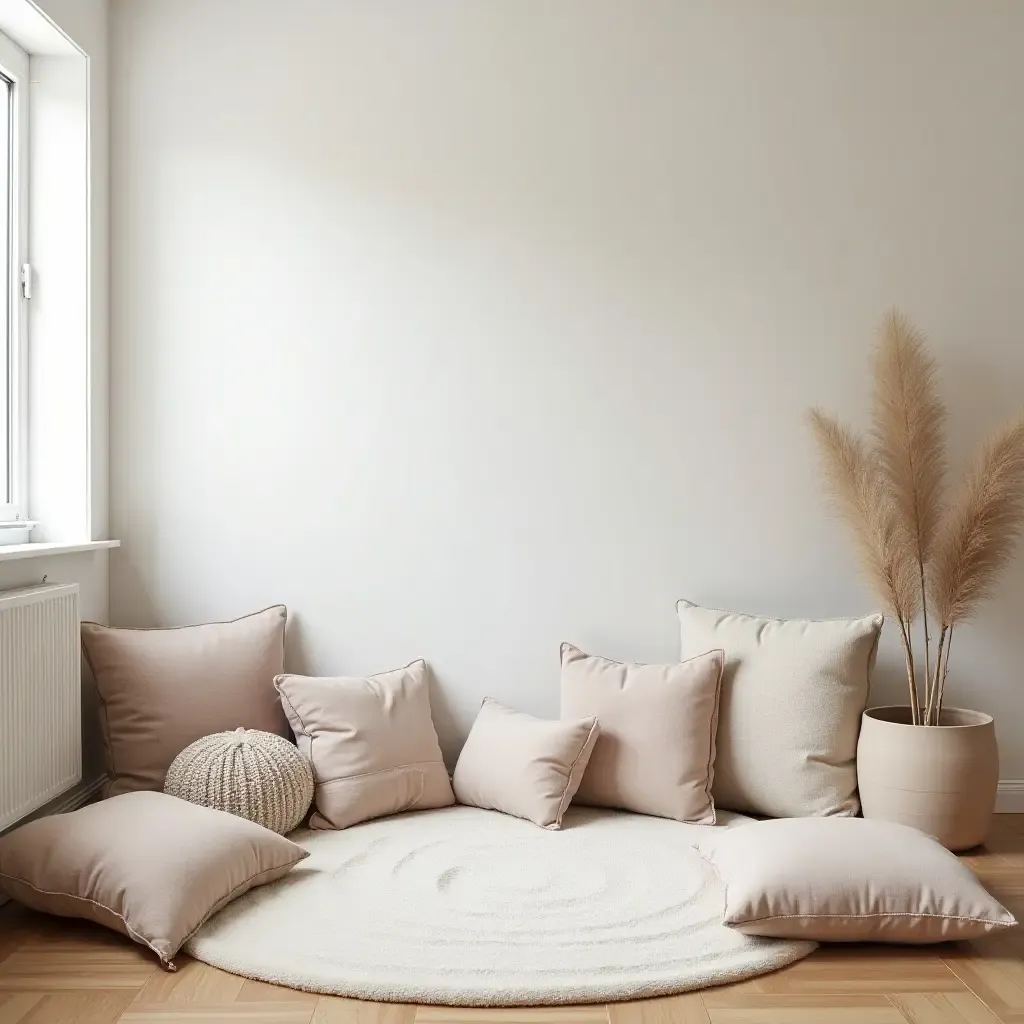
[856,706,998,851]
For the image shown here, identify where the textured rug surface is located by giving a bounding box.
[187,805,814,1005]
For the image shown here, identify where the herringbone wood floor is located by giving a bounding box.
[3,816,1024,1024]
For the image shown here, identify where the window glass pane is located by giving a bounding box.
[0,74,9,505]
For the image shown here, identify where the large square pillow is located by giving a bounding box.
[677,600,882,818]
[710,816,1016,942]
[275,659,454,830]
[453,698,599,829]
[81,606,289,797]
[0,792,308,967]
[560,644,724,824]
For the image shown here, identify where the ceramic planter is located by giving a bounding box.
[856,705,999,851]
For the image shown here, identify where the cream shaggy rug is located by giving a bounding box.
[187,805,814,1006]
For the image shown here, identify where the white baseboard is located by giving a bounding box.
[996,780,1024,813]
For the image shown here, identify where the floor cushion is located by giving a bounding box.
[81,606,289,797]
[710,816,1016,942]
[677,599,882,818]
[560,644,724,824]
[275,659,454,830]
[0,792,308,967]
[452,698,599,829]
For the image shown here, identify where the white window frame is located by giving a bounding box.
[0,28,28,524]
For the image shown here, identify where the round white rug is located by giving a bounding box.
[188,805,814,1006]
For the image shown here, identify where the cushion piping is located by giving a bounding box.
[551,716,601,830]
[675,598,886,628]
[732,909,1017,927]
[699,649,725,826]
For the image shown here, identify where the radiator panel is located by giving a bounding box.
[0,583,81,831]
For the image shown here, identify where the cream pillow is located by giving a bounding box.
[710,816,1016,942]
[275,659,454,830]
[560,645,724,824]
[677,600,882,818]
[453,699,599,829]
[82,606,289,797]
[0,792,307,967]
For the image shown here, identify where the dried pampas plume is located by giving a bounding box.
[871,311,946,696]
[808,310,1024,725]
[808,407,921,719]
[808,409,919,624]
[930,417,1024,627]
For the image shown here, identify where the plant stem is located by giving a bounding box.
[928,625,947,726]
[897,616,920,725]
[936,624,954,721]
[918,559,931,715]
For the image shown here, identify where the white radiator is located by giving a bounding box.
[0,583,81,831]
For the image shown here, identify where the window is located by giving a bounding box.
[0,29,27,523]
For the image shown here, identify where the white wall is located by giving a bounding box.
[109,1,1024,776]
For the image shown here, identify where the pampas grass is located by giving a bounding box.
[871,311,946,703]
[809,310,1024,725]
[809,408,922,720]
[928,417,1024,718]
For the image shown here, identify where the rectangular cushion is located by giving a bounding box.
[0,792,307,966]
[560,645,724,824]
[453,698,599,829]
[81,606,289,797]
[677,600,882,818]
[710,816,1016,942]
[275,659,454,830]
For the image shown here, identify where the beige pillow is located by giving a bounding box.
[0,792,307,967]
[710,816,1016,942]
[82,606,289,797]
[677,600,882,818]
[275,659,454,830]
[560,645,724,824]
[453,699,599,829]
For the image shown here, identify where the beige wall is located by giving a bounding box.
[109,2,1024,778]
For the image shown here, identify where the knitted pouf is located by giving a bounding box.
[165,728,314,835]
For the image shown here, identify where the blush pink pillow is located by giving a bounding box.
[275,660,454,830]
[560,645,724,824]
[81,606,289,797]
[453,699,599,829]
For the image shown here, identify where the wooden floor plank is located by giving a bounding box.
[0,993,43,1024]
[17,990,135,1024]
[312,998,416,1023]
[608,993,709,1024]
[720,952,963,995]
[120,1004,315,1023]
[238,979,319,1004]
[943,950,1024,1022]
[891,991,1004,1023]
[416,1008,607,1024]
[0,939,155,991]
[705,1003,905,1023]
[131,957,244,1005]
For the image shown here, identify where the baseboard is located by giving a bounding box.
[42,775,108,816]
[996,780,1024,813]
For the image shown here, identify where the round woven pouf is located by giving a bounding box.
[165,728,314,835]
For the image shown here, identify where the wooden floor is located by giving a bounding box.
[3,817,1024,1024]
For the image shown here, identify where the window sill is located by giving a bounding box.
[0,539,120,562]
